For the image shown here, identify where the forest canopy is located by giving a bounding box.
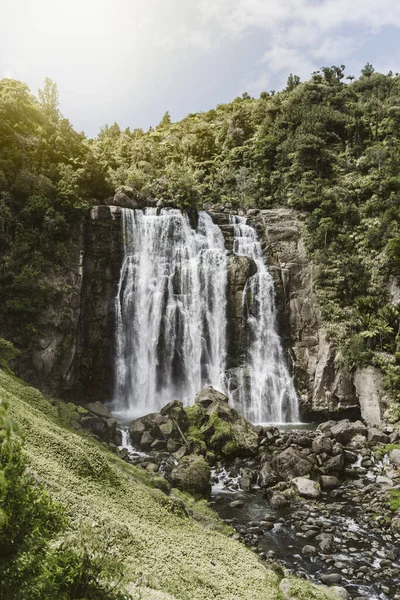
[1,65,400,415]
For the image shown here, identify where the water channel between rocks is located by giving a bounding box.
[114,416,400,600]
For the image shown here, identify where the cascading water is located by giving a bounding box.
[113,207,298,424]
[227,215,299,423]
[113,208,227,417]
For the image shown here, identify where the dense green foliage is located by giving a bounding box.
[0,396,130,599]
[91,65,400,416]
[0,78,111,343]
[2,66,400,413]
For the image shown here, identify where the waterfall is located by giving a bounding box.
[113,208,227,417]
[113,207,298,424]
[227,216,299,423]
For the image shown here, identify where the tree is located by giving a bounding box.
[38,77,60,121]
[286,73,301,91]
[361,62,375,78]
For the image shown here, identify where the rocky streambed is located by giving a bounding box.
[97,387,400,600]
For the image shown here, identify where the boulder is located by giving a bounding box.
[272,447,313,480]
[86,401,112,419]
[258,463,279,488]
[269,492,289,508]
[160,399,189,429]
[389,448,400,467]
[302,545,317,556]
[330,420,366,445]
[201,391,259,457]
[129,419,146,443]
[195,387,229,409]
[140,431,154,449]
[113,189,138,209]
[81,416,118,445]
[312,435,333,454]
[170,455,211,497]
[367,427,389,444]
[325,454,344,473]
[292,477,320,499]
[330,587,350,600]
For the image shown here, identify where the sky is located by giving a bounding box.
[1,0,400,138]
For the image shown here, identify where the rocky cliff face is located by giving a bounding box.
[209,207,386,424]
[12,201,387,423]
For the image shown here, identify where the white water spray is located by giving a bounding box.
[113,208,227,417]
[113,208,298,423]
[227,215,299,423]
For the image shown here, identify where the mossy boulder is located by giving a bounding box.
[170,455,211,497]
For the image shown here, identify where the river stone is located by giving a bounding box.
[202,392,259,456]
[317,533,334,553]
[170,455,211,496]
[173,445,188,461]
[320,475,341,489]
[302,544,317,556]
[272,447,313,480]
[229,500,245,508]
[330,587,350,600]
[86,401,112,419]
[292,477,321,499]
[269,492,289,508]
[330,420,366,445]
[320,573,342,585]
[239,467,256,491]
[389,448,400,467]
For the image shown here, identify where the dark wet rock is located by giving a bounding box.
[86,401,112,419]
[302,544,317,556]
[239,467,256,491]
[160,399,189,429]
[320,573,342,585]
[81,415,118,445]
[272,447,313,480]
[269,492,289,508]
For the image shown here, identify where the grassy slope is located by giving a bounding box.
[1,369,340,600]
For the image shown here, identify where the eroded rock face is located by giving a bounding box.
[226,255,257,368]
